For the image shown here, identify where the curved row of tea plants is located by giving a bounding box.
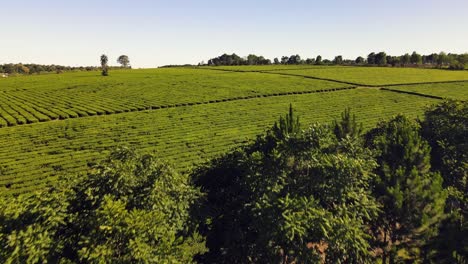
[253,66,468,85]
[0,89,439,195]
[0,68,350,127]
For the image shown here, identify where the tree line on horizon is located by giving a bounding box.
[205,51,468,70]
[0,100,466,263]
[0,55,131,76]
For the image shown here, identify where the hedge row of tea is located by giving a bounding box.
[0,68,349,127]
[210,65,468,86]
[0,89,438,195]
[1,66,467,195]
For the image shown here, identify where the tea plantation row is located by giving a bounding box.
[0,89,439,195]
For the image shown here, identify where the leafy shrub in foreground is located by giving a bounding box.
[193,109,379,263]
[366,115,446,263]
[0,148,206,263]
[421,100,468,263]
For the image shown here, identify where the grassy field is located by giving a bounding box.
[207,66,468,86]
[0,65,466,195]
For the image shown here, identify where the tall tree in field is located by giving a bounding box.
[366,115,446,263]
[100,54,109,76]
[117,55,130,68]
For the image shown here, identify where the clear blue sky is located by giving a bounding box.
[1,0,467,68]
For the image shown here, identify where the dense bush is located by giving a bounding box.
[421,100,468,262]
[193,109,380,263]
[365,115,446,262]
[0,148,206,263]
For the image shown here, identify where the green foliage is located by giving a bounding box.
[0,148,206,263]
[265,66,468,86]
[272,104,301,139]
[332,107,363,139]
[355,56,365,64]
[410,51,423,65]
[315,55,322,65]
[421,100,468,262]
[333,55,343,65]
[193,108,379,263]
[101,54,109,76]
[117,55,130,68]
[389,82,468,101]
[366,115,447,263]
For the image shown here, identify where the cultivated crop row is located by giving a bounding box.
[382,82,468,100]
[0,89,439,195]
[266,66,468,86]
[0,69,349,127]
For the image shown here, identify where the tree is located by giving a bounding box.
[100,54,109,76]
[355,56,365,64]
[375,52,387,66]
[437,52,448,67]
[117,55,130,68]
[273,58,280,65]
[247,54,259,65]
[366,116,446,263]
[367,52,376,65]
[315,55,322,65]
[332,108,362,139]
[427,53,439,65]
[305,58,315,64]
[287,54,301,65]
[281,56,289,65]
[272,103,301,139]
[0,148,206,263]
[401,53,411,66]
[17,64,30,74]
[421,101,467,262]
[333,55,343,65]
[194,107,379,263]
[410,51,422,65]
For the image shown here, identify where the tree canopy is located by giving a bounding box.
[117,55,130,68]
[0,148,206,263]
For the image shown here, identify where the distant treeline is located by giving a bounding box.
[1,54,131,76]
[0,64,102,75]
[205,51,468,70]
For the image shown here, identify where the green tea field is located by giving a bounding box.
[0,66,467,195]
